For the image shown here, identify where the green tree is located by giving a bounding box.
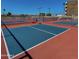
[46,13,52,16]
[39,13,45,16]
[7,12,12,16]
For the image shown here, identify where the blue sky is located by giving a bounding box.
[1,0,66,15]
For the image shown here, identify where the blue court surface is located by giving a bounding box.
[2,24,68,57]
[1,20,28,25]
[54,21,78,25]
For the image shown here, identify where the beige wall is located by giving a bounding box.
[65,0,78,16]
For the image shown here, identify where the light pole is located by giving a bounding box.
[48,8,51,13]
[37,7,42,22]
[38,7,42,15]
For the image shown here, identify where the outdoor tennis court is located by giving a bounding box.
[2,24,68,58]
[54,21,78,26]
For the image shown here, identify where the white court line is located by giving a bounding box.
[31,27,56,35]
[42,24,68,29]
[12,28,70,59]
[1,30,11,59]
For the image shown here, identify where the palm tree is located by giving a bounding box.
[3,9,6,15]
[7,12,12,16]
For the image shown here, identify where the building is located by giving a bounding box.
[65,0,78,16]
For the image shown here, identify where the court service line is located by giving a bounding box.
[27,29,70,51]
[31,27,56,35]
[1,30,11,59]
[12,28,70,59]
